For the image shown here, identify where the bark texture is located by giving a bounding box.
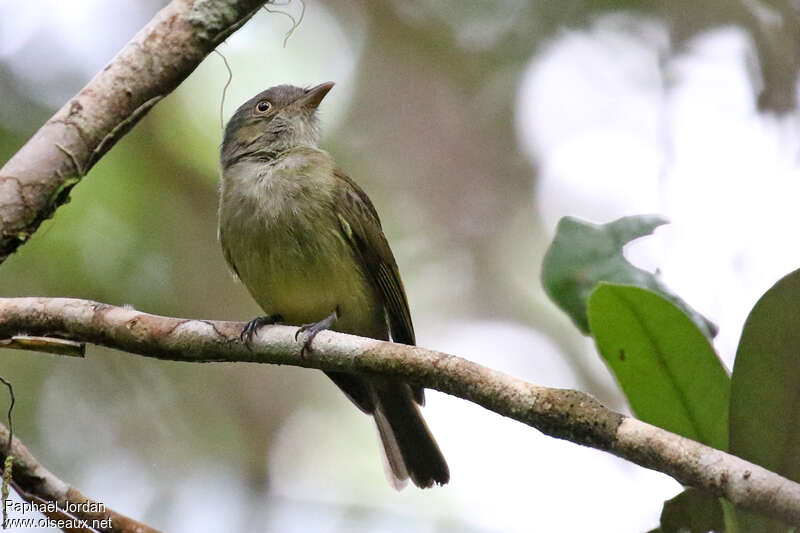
[1,296,799,526]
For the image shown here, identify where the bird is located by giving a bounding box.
[217,81,449,489]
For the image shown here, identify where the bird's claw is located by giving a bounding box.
[295,308,339,358]
[240,314,283,344]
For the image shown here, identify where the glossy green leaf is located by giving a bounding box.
[542,215,716,338]
[588,284,729,450]
[729,269,800,532]
[657,488,725,533]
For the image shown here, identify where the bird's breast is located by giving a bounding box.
[219,159,385,337]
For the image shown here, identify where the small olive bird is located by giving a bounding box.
[218,82,449,489]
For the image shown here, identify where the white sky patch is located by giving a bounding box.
[0,0,364,118]
[517,14,800,364]
[0,0,153,105]
[199,0,366,129]
[516,14,668,227]
[154,0,366,176]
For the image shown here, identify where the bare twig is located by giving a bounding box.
[0,296,798,526]
[0,0,269,262]
[0,376,13,529]
[0,336,84,358]
[0,377,13,455]
[0,421,161,533]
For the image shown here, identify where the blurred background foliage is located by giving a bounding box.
[2,0,800,531]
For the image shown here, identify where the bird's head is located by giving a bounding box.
[221,81,334,168]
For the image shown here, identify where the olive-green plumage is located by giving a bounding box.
[218,82,449,489]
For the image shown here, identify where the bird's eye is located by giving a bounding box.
[256,100,271,113]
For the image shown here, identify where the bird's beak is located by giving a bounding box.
[296,81,335,110]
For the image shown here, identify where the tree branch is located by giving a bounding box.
[0,298,798,525]
[0,0,268,262]
[0,421,161,533]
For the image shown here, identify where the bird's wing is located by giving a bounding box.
[333,169,425,405]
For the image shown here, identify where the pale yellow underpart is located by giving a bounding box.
[218,147,386,339]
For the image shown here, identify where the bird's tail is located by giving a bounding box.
[372,380,449,489]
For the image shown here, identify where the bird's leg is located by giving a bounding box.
[295,307,340,357]
[241,314,284,343]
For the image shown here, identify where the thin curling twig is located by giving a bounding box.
[213,49,234,129]
[263,0,305,47]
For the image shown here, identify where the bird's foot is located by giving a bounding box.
[295,308,339,357]
[241,314,284,344]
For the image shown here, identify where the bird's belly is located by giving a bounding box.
[232,224,386,339]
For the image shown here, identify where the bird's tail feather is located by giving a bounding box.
[372,380,450,489]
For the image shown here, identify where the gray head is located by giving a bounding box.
[221,82,335,168]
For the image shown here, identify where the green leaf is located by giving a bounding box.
[729,268,800,532]
[658,488,725,533]
[542,215,716,338]
[588,284,729,450]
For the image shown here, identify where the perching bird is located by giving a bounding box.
[217,82,449,489]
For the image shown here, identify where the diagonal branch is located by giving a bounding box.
[0,297,799,526]
[0,0,269,263]
[0,421,161,533]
